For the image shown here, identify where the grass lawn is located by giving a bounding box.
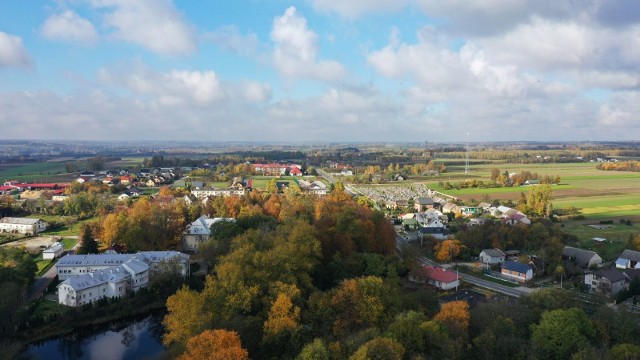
[61,237,78,250]
[31,215,98,236]
[250,176,302,190]
[36,258,54,276]
[561,220,638,261]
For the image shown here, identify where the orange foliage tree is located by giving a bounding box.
[434,300,470,334]
[433,240,464,262]
[178,329,249,360]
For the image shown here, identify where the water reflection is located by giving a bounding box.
[25,315,166,360]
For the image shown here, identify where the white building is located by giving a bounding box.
[183,216,235,252]
[191,188,245,199]
[298,180,328,196]
[479,249,506,265]
[56,251,189,307]
[43,242,64,260]
[0,217,48,235]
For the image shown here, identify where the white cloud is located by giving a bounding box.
[203,25,260,56]
[41,10,98,45]
[271,7,347,83]
[0,31,31,68]
[310,0,410,18]
[241,81,272,102]
[99,65,225,105]
[92,0,196,56]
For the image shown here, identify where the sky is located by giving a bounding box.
[0,0,639,142]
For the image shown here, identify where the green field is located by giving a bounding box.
[0,162,71,182]
[420,162,640,220]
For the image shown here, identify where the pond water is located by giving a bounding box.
[23,314,167,360]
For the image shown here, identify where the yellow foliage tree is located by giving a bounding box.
[163,286,209,350]
[434,300,470,333]
[178,329,249,360]
[263,293,301,340]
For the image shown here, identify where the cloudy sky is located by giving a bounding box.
[1,1,639,142]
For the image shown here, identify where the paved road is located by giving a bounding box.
[25,239,80,303]
[395,232,531,298]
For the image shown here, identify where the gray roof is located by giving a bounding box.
[43,242,63,253]
[595,269,626,283]
[417,197,434,205]
[0,217,44,225]
[56,251,189,268]
[502,261,531,274]
[562,246,600,267]
[62,266,130,291]
[619,249,640,263]
[184,216,235,235]
[481,249,506,257]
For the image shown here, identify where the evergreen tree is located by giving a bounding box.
[78,224,99,254]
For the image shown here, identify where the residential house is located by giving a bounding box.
[298,180,328,196]
[183,194,198,205]
[501,261,533,282]
[0,217,48,235]
[120,176,132,185]
[43,242,64,260]
[183,216,236,252]
[477,202,492,212]
[415,197,435,212]
[585,268,627,297]
[479,249,506,265]
[289,167,303,176]
[340,169,353,176]
[503,213,532,226]
[442,203,458,214]
[524,179,540,185]
[562,246,603,269]
[408,265,461,290]
[615,249,640,269]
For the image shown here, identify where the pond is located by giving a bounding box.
[23,314,167,360]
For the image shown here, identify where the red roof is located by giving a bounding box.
[0,185,15,191]
[289,167,302,175]
[424,266,460,283]
[14,183,60,189]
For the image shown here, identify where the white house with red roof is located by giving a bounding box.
[408,265,461,290]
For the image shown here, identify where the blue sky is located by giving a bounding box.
[1,0,639,142]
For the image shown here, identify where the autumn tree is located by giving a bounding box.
[178,329,249,360]
[263,194,282,218]
[518,184,553,217]
[263,293,301,340]
[163,286,210,352]
[330,276,388,336]
[350,337,405,360]
[434,240,464,262]
[434,300,470,338]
